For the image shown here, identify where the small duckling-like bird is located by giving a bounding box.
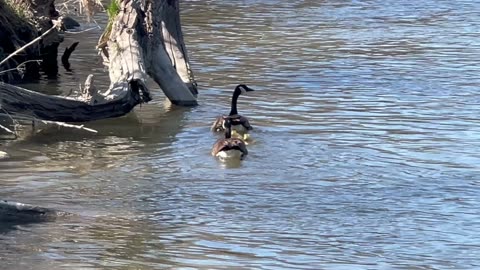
[231,129,251,143]
[211,84,255,134]
[211,118,248,160]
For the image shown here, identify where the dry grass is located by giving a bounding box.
[56,0,104,22]
[80,0,104,22]
[4,0,33,22]
[0,1,37,70]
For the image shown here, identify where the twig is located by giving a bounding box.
[65,25,101,34]
[59,0,79,7]
[0,106,20,126]
[41,120,98,133]
[0,19,62,68]
[0,60,42,76]
[0,113,98,134]
[0,105,18,138]
[58,0,79,13]
[0,124,15,135]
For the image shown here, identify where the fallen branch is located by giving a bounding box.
[0,80,149,122]
[0,104,18,138]
[0,124,15,135]
[65,25,100,34]
[0,111,98,134]
[41,119,98,133]
[0,60,43,76]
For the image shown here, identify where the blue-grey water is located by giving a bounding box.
[1,0,480,269]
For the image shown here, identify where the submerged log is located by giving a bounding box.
[0,200,70,222]
[0,0,197,124]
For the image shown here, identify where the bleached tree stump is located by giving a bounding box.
[98,0,198,105]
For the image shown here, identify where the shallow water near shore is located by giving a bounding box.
[1,0,480,269]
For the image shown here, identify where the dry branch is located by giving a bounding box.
[0,80,149,122]
[0,60,43,76]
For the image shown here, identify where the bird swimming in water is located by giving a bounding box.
[231,129,251,142]
[211,84,255,134]
[211,118,248,160]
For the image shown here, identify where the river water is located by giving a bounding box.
[1,0,480,269]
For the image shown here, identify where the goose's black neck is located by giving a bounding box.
[224,118,232,139]
[229,88,241,116]
[224,126,232,139]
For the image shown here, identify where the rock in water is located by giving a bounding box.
[0,151,8,159]
[62,16,80,30]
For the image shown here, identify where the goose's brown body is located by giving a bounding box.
[211,118,248,160]
[211,114,252,133]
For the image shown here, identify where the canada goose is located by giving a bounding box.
[211,84,255,134]
[211,118,248,160]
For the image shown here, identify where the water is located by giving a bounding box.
[1,0,480,269]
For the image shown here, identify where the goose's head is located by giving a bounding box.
[235,84,255,95]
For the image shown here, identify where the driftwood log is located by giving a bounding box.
[0,0,197,123]
[0,200,69,222]
[96,0,197,106]
[0,79,147,122]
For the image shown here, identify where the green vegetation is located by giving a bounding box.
[99,0,120,45]
[107,0,120,19]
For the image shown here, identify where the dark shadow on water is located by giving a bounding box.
[0,222,19,234]
[0,220,49,235]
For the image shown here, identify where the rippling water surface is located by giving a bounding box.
[1,0,480,269]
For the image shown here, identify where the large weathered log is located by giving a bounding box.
[98,0,198,106]
[158,0,198,96]
[0,80,148,122]
[0,200,70,223]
